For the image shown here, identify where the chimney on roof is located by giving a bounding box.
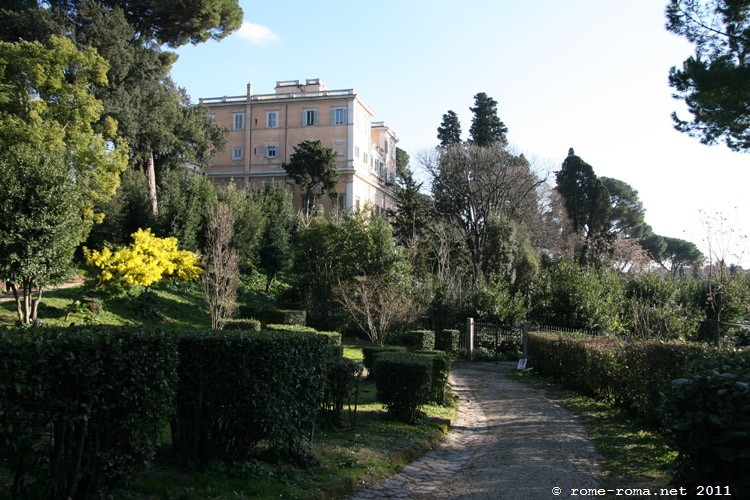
[246,83,252,99]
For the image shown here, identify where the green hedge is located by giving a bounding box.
[416,351,452,404]
[240,308,307,326]
[374,352,433,423]
[172,329,328,464]
[223,318,262,331]
[323,357,363,428]
[411,330,436,351]
[362,345,406,378]
[265,323,342,346]
[0,326,177,499]
[528,332,713,426]
[664,353,750,496]
[436,329,461,353]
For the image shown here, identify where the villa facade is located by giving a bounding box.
[200,78,398,214]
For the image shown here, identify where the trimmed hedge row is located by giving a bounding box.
[664,353,750,496]
[173,329,329,463]
[0,326,177,499]
[374,352,433,423]
[362,345,406,378]
[528,332,713,426]
[223,318,262,331]
[373,350,451,422]
[238,308,306,326]
[436,329,460,353]
[323,357,363,428]
[265,323,342,347]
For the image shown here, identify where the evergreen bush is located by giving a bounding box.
[411,330,436,351]
[361,345,406,378]
[663,354,750,497]
[416,351,452,404]
[223,318,261,331]
[374,352,433,423]
[323,357,363,427]
[173,329,328,464]
[528,332,714,426]
[436,329,461,353]
[0,326,177,499]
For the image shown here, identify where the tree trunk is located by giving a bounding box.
[31,288,43,324]
[147,150,158,216]
[10,282,23,323]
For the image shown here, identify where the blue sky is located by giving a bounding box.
[170,0,749,265]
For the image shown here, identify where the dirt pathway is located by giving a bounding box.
[351,362,602,499]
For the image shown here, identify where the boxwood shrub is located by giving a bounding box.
[322,357,363,428]
[237,307,306,326]
[663,353,750,496]
[415,351,452,404]
[0,326,178,499]
[223,318,262,331]
[172,329,328,464]
[436,329,461,353]
[374,352,433,423]
[528,331,715,426]
[361,345,406,378]
[411,330,436,351]
[265,323,342,357]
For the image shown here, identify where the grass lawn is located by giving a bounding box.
[0,279,210,328]
[508,369,676,491]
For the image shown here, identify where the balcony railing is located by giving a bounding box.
[200,89,354,105]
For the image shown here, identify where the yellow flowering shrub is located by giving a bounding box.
[85,228,202,288]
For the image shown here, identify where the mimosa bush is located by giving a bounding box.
[85,228,202,289]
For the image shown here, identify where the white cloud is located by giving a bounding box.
[236,21,281,45]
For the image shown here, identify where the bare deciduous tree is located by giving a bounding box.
[202,202,240,330]
[337,275,415,346]
[421,143,546,287]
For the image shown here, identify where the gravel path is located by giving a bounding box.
[351,362,602,499]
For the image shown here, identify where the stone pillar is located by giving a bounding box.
[466,317,475,361]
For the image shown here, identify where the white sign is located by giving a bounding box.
[516,358,528,370]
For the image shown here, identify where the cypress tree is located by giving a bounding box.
[469,92,508,146]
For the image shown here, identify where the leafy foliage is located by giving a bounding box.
[664,353,750,495]
[666,0,750,151]
[0,36,127,322]
[283,140,338,215]
[0,326,178,499]
[374,352,434,423]
[528,331,713,426]
[437,110,462,147]
[173,329,329,464]
[469,92,508,146]
[555,149,611,266]
[531,260,624,333]
[85,228,202,289]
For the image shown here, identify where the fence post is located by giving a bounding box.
[521,321,530,359]
[466,317,474,361]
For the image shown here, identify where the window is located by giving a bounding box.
[331,107,347,125]
[232,147,243,160]
[233,112,244,130]
[302,108,318,127]
[207,113,215,122]
[267,111,278,128]
[332,140,345,156]
[263,144,279,158]
[355,145,360,159]
[336,194,346,211]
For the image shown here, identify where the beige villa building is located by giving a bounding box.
[199,78,398,214]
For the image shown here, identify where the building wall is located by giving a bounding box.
[201,79,397,214]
